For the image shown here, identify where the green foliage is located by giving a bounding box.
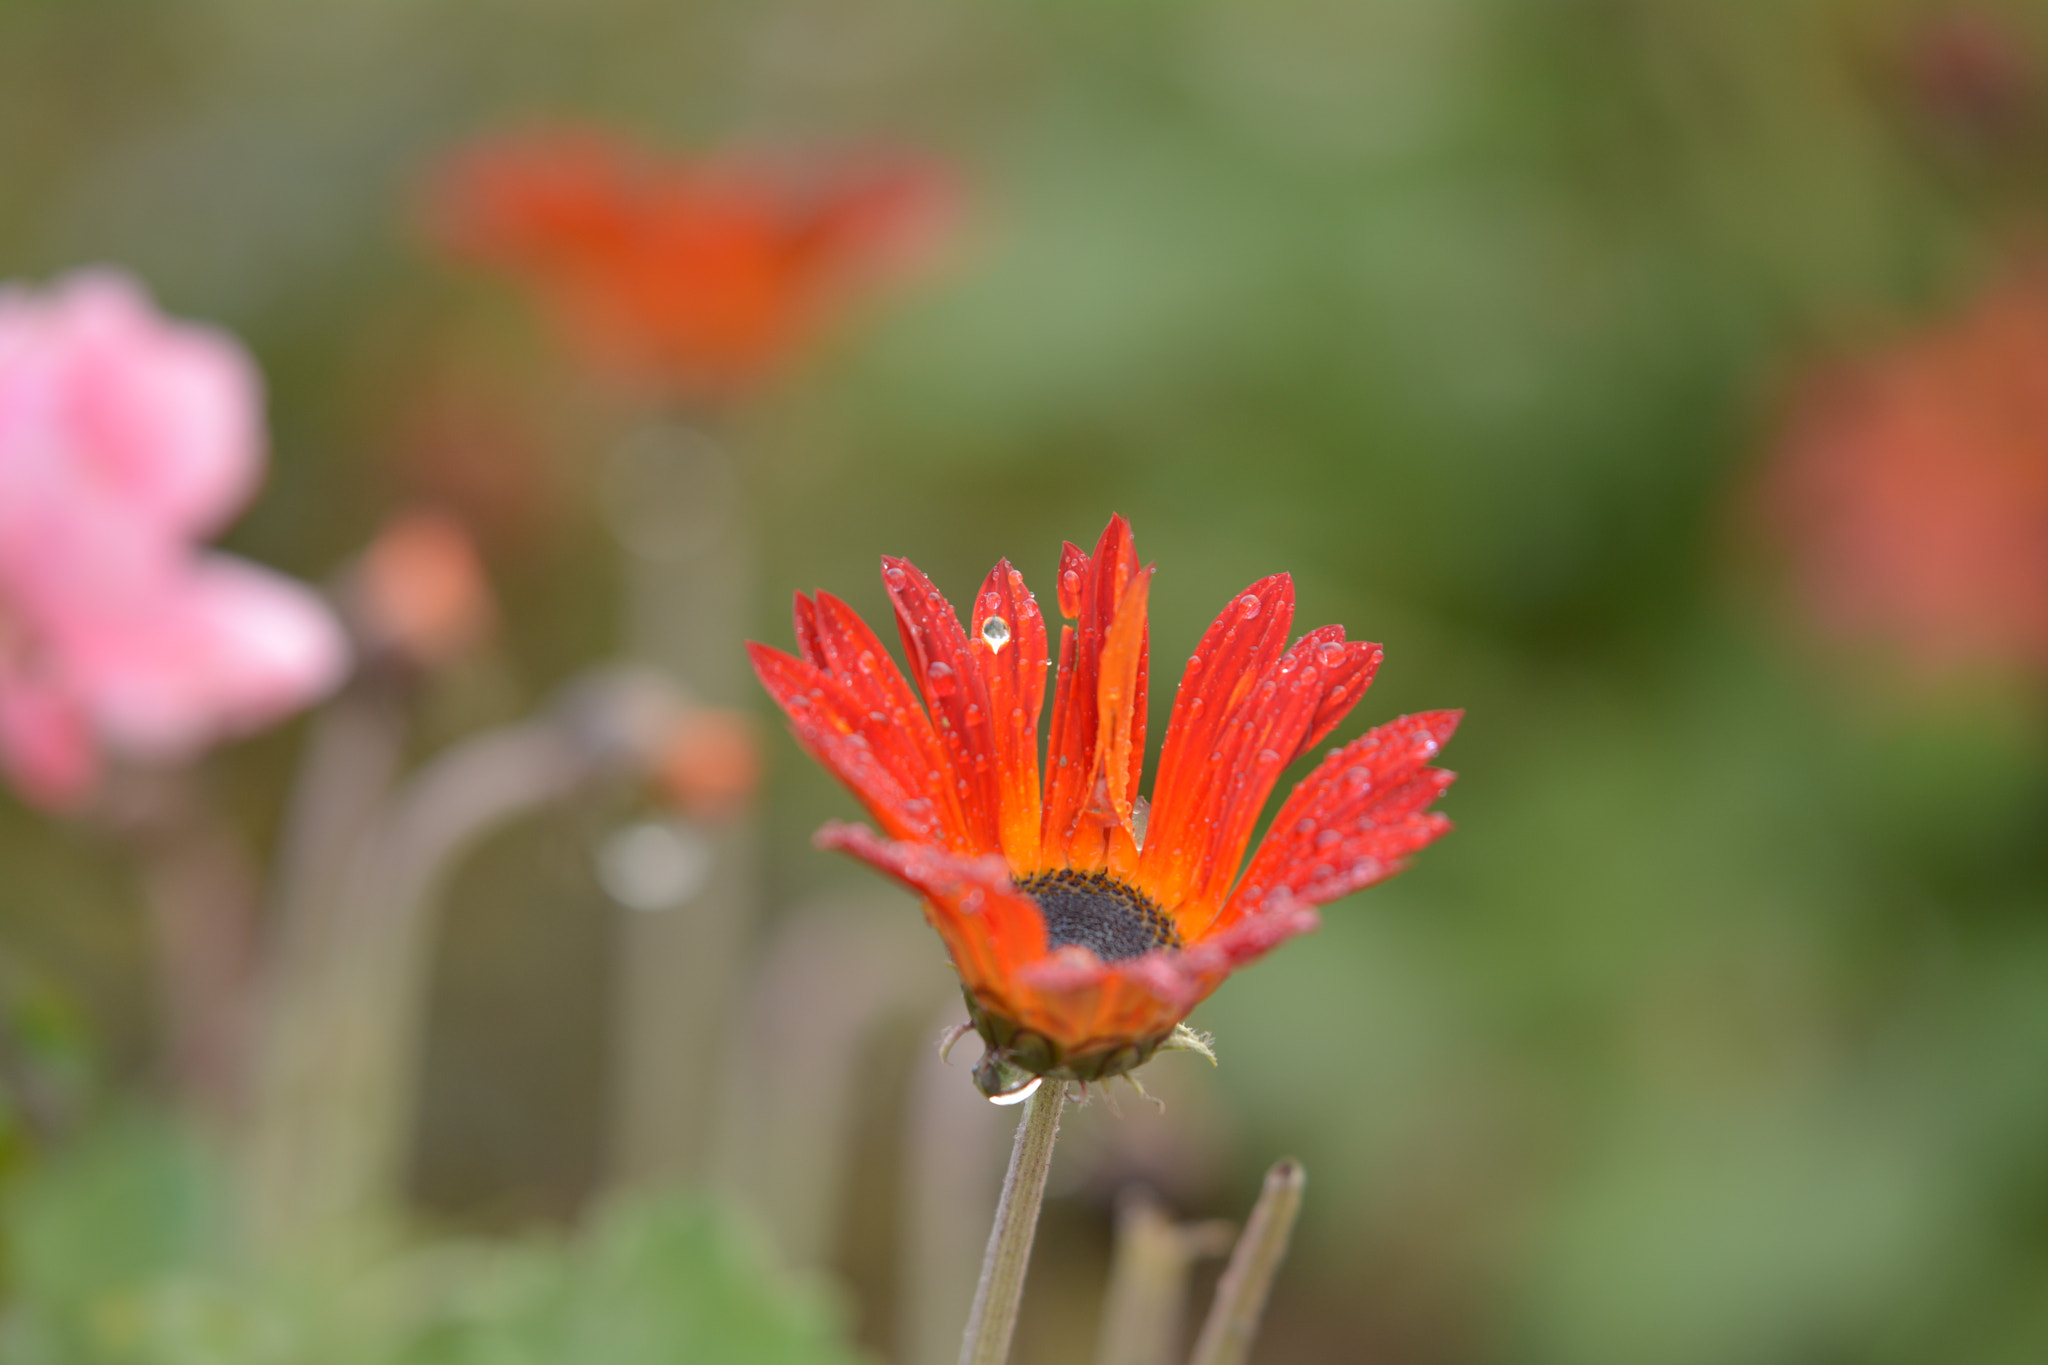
[0,1118,865,1365]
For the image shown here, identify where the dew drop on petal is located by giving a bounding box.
[1294,818,1316,836]
[1061,569,1082,597]
[926,661,956,695]
[981,615,1011,652]
[1240,593,1261,619]
[1318,641,1347,667]
[884,565,907,588]
[1257,748,1281,765]
[1315,829,1342,850]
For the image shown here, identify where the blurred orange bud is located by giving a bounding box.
[656,707,760,821]
[350,508,496,670]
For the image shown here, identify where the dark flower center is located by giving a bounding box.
[1016,869,1182,962]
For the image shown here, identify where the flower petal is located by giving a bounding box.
[1217,710,1462,934]
[1040,514,1145,871]
[881,556,1003,856]
[1286,627,1384,760]
[968,559,1048,870]
[749,641,951,847]
[59,554,348,760]
[0,662,97,810]
[1139,575,1298,911]
[815,819,1046,996]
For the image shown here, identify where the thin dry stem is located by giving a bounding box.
[1187,1159,1307,1365]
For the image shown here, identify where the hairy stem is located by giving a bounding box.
[1187,1159,1306,1365]
[958,1080,1066,1365]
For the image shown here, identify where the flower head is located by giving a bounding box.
[0,270,348,808]
[1761,266,2048,677]
[423,128,953,399]
[751,516,1459,1096]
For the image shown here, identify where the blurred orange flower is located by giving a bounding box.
[423,128,954,399]
[1762,267,2048,676]
[751,515,1459,1097]
[656,706,760,822]
[346,508,496,672]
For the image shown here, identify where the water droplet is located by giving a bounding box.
[596,820,713,912]
[884,565,907,587]
[957,778,969,793]
[926,661,957,696]
[1317,642,1347,667]
[857,650,876,673]
[1188,697,1205,716]
[981,615,1011,652]
[1295,818,1316,835]
[1187,653,1203,670]
[1257,748,1281,765]
[965,704,983,724]
[1061,569,1082,596]
[1315,829,1343,850]
[988,1074,1043,1106]
[1240,593,1262,619]
[1328,685,1349,704]
[1345,765,1373,788]
[1209,750,1225,763]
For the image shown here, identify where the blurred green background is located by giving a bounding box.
[5,1,2048,1362]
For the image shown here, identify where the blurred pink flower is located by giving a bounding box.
[1761,266,2048,676]
[0,270,349,807]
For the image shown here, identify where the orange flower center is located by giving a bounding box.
[1015,869,1181,961]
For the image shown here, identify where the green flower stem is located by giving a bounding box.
[958,1080,1067,1365]
[1187,1159,1306,1365]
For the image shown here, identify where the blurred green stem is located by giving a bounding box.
[958,1080,1065,1365]
[1187,1159,1306,1365]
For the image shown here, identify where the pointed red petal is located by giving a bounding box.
[1286,628,1384,759]
[1094,564,1151,833]
[1040,516,1146,871]
[1217,710,1462,932]
[1139,574,1297,909]
[792,591,824,668]
[882,556,1002,856]
[805,590,977,846]
[816,820,1046,989]
[749,643,951,845]
[969,560,1049,870]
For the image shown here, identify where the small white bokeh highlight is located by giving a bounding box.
[597,818,714,912]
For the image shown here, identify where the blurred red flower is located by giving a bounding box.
[0,271,348,808]
[422,128,954,399]
[751,515,1459,1097]
[1762,268,2048,676]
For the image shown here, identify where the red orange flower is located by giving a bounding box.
[750,516,1459,1096]
[423,128,952,398]
[1762,266,2048,676]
